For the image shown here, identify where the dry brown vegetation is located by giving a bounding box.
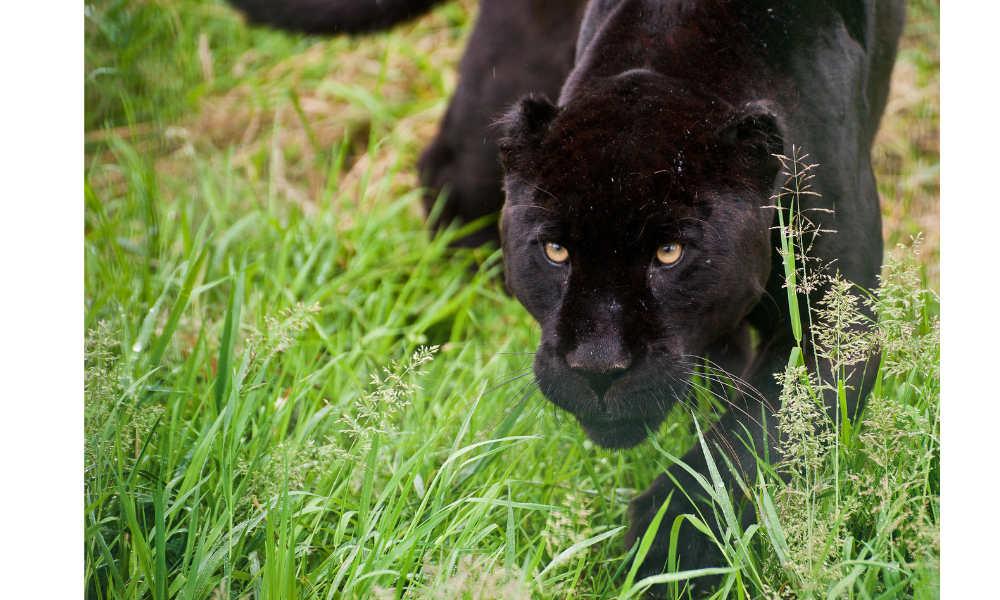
[88,0,938,281]
[873,3,940,283]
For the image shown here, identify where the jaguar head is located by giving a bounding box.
[498,70,781,449]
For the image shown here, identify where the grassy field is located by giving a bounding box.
[84,1,940,598]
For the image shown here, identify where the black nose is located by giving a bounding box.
[571,364,629,400]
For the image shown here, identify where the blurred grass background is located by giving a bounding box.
[84,0,939,282]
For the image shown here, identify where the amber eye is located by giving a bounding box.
[656,243,683,265]
[544,242,569,264]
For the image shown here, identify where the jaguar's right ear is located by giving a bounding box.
[496,95,560,172]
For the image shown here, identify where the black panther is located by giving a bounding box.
[227,0,905,593]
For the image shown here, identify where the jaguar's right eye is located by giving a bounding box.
[655,243,683,265]
[544,242,569,264]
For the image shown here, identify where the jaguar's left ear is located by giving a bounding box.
[720,109,784,188]
[495,95,560,173]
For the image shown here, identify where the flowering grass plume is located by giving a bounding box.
[758,238,938,599]
[247,301,321,368]
[336,345,439,461]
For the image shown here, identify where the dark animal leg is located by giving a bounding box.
[626,326,881,598]
[417,0,587,248]
[228,0,448,34]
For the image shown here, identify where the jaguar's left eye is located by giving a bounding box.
[545,242,569,264]
[655,243,683,265]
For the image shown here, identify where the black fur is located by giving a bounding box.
[415,0,588,247]
[227,0,906,594]
[228,0,448,34]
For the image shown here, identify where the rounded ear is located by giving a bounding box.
[496,95,560,172]
[721,112,784,187]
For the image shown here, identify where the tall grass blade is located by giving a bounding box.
[154,479,167,600]
[358,430,380,531]
[538,526,624,579]
[215,253,246,412]
[621,490,673,593]
[149,225,210,366]
[625,566,740,598]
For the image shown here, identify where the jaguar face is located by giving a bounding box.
[498,71,780,449]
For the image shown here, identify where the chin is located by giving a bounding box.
[577,416,660,450]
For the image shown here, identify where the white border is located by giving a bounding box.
[0,2,81,594]
[940,1,998,597]
[0,0,976,596]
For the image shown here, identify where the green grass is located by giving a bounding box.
[84,1,939,598]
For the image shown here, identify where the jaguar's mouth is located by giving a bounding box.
[575,411,618,423]
[576,414,660,450]
[532,347,682,449]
